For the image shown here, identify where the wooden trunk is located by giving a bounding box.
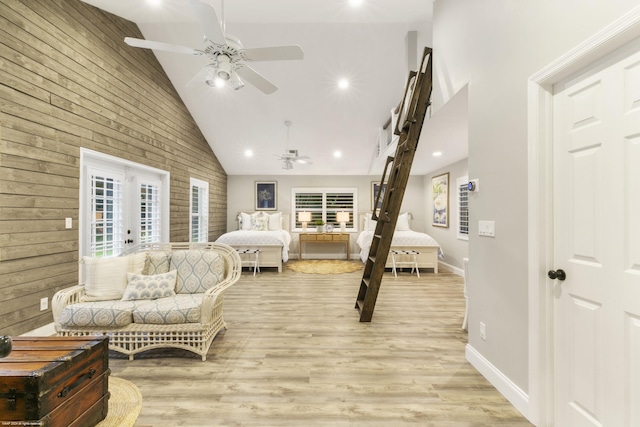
[0,336,109,427]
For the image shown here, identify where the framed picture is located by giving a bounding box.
[372,181,387,210]
[432,173,449,227]
[255,181,277,211]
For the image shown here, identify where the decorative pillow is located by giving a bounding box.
[268,212,282,231]
[121,270,177,301]
[143,252,171,275]
[396,212,411,231]
[239,212,252,230]
[170,250,225,294]
[251,215,269,231]
[82,253,146,302]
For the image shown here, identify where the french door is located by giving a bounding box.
[80,149,169,257]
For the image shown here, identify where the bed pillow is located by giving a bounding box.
[239,212,252,230]
[122,271,177,301]
[252,215,269,231]
[364,213,377,231]
[268,212,282,231]
[396,212,411,231]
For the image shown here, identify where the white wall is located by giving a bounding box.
[432,0,640,405]
[227,175,429,258]
[424,157,468,270]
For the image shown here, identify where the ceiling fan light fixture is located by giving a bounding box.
[216,55,232,81]
[282,160,293,170]
[230,70,244,90]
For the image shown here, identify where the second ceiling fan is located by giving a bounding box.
[124,0,303,94]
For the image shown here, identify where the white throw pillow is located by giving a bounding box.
[82,253,147,301]
[268,212,282,231]
[122,270,177,301]
[395,212,411,231]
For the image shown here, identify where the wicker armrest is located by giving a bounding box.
[52,285,87,324]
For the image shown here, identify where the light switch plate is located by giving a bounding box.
[65,218,72,229]
[478,220,495,237]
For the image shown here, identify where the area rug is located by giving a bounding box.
[97,376,142,427]
[286,260,363,274]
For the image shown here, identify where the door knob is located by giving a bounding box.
[548,269,566,281]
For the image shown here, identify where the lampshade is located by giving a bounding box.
[298,212,312,222]
[336,212,350,223]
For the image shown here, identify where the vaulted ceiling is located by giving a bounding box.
[81,0,467,175]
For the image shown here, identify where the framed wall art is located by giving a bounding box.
[255,181,277,211]
[371,181,387,210]
[431,172,449,227]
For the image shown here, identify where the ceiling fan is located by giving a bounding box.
[277,121,311,170]
[124,0,303,94]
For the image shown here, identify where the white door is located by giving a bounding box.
[552,40,640,426]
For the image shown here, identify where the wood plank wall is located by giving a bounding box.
[0,0,227,335]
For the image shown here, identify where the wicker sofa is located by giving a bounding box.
[52,242,241,361]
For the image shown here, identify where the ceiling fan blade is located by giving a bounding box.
[124,37,202,56]
[235,65,278,94]
[295,156,311,160]
[242,46,304,62]
[295,159,313,165]
[189,0,227,47]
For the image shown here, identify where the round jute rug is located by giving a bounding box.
[286,260,363,274]
[97,377,142,427]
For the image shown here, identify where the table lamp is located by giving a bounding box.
[336,212,350,233]
[298,211,312,232]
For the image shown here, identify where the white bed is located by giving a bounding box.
[216,212,291,272]
[356,213,442,273]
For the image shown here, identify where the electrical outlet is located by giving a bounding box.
[40,297,48,311]
[480,322,486,340]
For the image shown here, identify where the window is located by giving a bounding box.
[292,188,357,231]
[89,171,124,257]
[190,178,209,242]
[80,149,169,258]
[138,180,161,245]
[456,176,469,240]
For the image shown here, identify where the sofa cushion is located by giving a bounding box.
[143,251,172,275]
[170,250,225,294]
[132,294,204,324]
[82,253,147,301]
[122,271,177,301]
[59,300,137,328]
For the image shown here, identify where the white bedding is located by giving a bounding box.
[216,230,292,262]
[356,230,442,262]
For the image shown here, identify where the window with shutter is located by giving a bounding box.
[292,188,357,231]
[190,178,209,242]
[456,176,469,240]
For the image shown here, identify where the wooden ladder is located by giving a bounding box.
[355,47,433,322]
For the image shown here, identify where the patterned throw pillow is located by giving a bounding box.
[121,271,177,301]
[251,216,269,231]
[143,252,171,275]
[170,250,225,294]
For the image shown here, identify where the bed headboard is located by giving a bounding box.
[236,212,290,232]
[359,212,412,231]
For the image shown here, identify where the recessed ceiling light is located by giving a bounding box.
[333,150,342,158]
[432,151,442,157]
[244,149,253,157]
[349,0,364,7]
[338,79,349,89]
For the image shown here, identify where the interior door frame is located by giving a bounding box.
[527,6,640,425]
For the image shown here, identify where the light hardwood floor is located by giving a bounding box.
[109,264,533,426]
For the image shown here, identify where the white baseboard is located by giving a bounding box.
[465,344,531,422]
[21,322,56,337]
[438,260,464,276]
